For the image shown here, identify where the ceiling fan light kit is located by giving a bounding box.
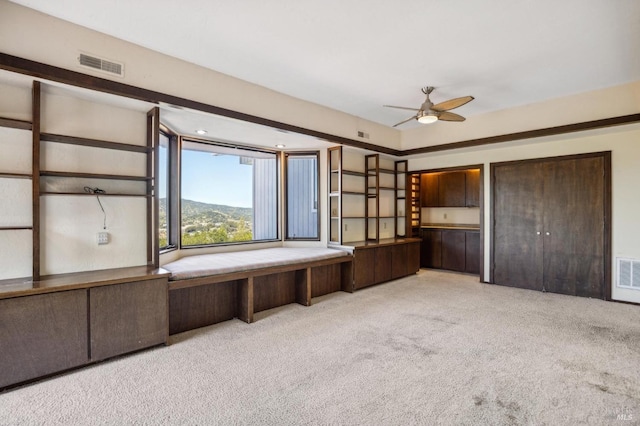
[384,86,474,127]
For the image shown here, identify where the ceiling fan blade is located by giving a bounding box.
[384,105,421,112]
[432,96,474,112]
[437,111,466,122]
[392,115,418,127]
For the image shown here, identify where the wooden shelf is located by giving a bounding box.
[0,117,32,131]
[41,171,151,181]
[343,169,366,177]
[0,226,32,231]
[40,133,150,154]
[40,192,150,197]
[343,191,365,196]
[0,172,31,179]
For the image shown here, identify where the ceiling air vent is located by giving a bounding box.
[617,258,640,289]
[78,53,124,77]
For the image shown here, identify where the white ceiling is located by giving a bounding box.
[7,0,640,132]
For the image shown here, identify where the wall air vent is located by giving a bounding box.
[617,258,640,289]
[357,131,370,139]
[78,53,124,77]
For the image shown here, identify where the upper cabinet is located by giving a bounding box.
[420,169,480,208]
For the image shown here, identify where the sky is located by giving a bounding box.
[180,150,254,208]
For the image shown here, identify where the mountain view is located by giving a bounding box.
[159,198,253,246]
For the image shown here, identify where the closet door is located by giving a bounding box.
[542,157,605,298]
[493,162,544,290]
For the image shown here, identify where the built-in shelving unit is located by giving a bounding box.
[0,74,158,282]
[409,173,421,237]
[395,160,407,238]
[328,148,409,244]
[0,116,34,280]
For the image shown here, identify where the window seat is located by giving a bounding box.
[165,247,353,333]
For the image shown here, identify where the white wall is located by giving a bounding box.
[408,123,640,303]
[0,0,400,151]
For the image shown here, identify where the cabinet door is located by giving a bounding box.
[391,243,408,279]
[543,157,605,298]
[375,246,393,284]
[442,230,466,272]
[438,171,466,207]
[465,169,480,207]
[90,278,168,361]
[493,162,545,290]
[407,241,421,274]
[0,290,88,388]
[421,173,439,207]
[421,229,442,268]
[354,248,376,289]
[465,231,480,274]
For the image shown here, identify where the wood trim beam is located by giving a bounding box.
[400,114,640,156]
[2,53,637,157]
[0,53,395,155]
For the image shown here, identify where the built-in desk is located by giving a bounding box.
[0,266,169,390]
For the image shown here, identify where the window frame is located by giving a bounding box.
[284,151,321,241]
[179,137,280,249]
[158,127,179,253]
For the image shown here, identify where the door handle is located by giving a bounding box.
[536,231,541,235]
[545,232,550,236]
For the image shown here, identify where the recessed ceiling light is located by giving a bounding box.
[195,129,208,135]
[275,144,286,148]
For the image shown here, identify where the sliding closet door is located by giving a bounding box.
[543,156,605,298]
[493,161,544,291]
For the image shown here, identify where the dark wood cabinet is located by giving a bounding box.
[0,267,170,390]
[465,169,480,207]
[442,230,466,271]
[465,231,480,274]
[354,247,377,289]
[421,229,442,268]
[421,229,479,274]
[421,173,439,207]
[421,169,479,208]
[90,278,168,361]
[352,239,420,290]
[493,154,607,298]
[0,290,88,389]
[391,243,407,279]
[438,171,466,207]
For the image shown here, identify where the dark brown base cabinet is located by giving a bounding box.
[0,270,169,390]
[350,239,420,290]
[421,229,479,274]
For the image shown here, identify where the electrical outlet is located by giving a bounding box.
[384,222,387,229]
[344,224,348,231]
[97,232,109,245]
[444,213,448,219]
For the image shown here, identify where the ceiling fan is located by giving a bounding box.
[384,86,474,127]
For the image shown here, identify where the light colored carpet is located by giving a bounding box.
[2,270,640,425]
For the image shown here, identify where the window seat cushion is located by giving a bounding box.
[163,247,350,281]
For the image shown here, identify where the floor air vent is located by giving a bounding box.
[617,258,640,289]
[78,53,124,77]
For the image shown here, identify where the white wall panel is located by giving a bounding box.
[40,196,147,275]
[0,230,32,280]
[0,127,31,173]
